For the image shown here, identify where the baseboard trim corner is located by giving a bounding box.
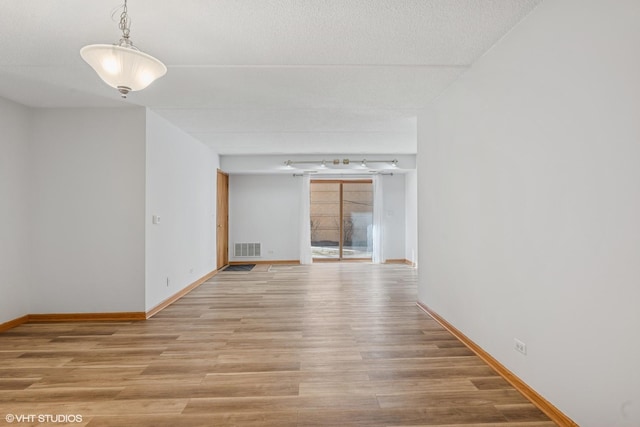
[416,302,578,427]
[146,269,218,319]
[1,270,220,331]
[384,259,415,266]
[0,315,29,332]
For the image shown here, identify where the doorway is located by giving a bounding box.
[310,180,373,260]
[216,169,229,269]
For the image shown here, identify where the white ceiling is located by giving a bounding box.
[0,0,542,155]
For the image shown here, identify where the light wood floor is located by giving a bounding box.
[0,263,555,426]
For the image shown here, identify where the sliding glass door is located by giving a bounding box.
[310,180,373,260]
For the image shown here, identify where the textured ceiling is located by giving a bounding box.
[0,0,542,155]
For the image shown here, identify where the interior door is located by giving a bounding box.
[216,170,229,269]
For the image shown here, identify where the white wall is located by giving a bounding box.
[0,98,32,323]
[404,170,418,266]
[145,110,219,311]
[29,108,146,313]
[229,174,301,262]
[417,1,640,426]
[381,174,406,260]
[228,173,410,263]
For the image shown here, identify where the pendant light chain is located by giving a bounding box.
[118,0,133,47]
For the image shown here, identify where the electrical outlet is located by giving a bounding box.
[514,338,527,355]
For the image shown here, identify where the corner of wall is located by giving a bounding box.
[144,110,220,312]
[0,97,32,323]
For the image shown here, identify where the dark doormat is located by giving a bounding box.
[224,264,256,271]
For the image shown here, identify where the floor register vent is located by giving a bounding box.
[234,243,261,257]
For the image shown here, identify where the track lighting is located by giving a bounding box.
[283,158,399,169]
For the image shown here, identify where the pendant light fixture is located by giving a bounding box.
[80,0,167,98]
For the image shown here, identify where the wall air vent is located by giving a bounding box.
[234,243,261,257]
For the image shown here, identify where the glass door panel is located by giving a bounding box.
[310,180,372,260]
[310,182,341,259]
[342,183,373,259]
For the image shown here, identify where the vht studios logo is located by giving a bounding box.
[5,414,83,423]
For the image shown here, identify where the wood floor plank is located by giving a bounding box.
[376,389,530,409]
[86,413,299,427]
[295,406,509,426]
[2,399,189,416]
[0,387,124,402]
[0,379,37,390]
[392,423,558,427]
[0,263,556,426]
[496,403,553,422]
[183,395,380,413]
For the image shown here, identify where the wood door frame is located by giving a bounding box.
[216,169,229,270]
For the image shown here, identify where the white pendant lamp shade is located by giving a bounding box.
[81,44,167,97]
[80,0,167,98]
